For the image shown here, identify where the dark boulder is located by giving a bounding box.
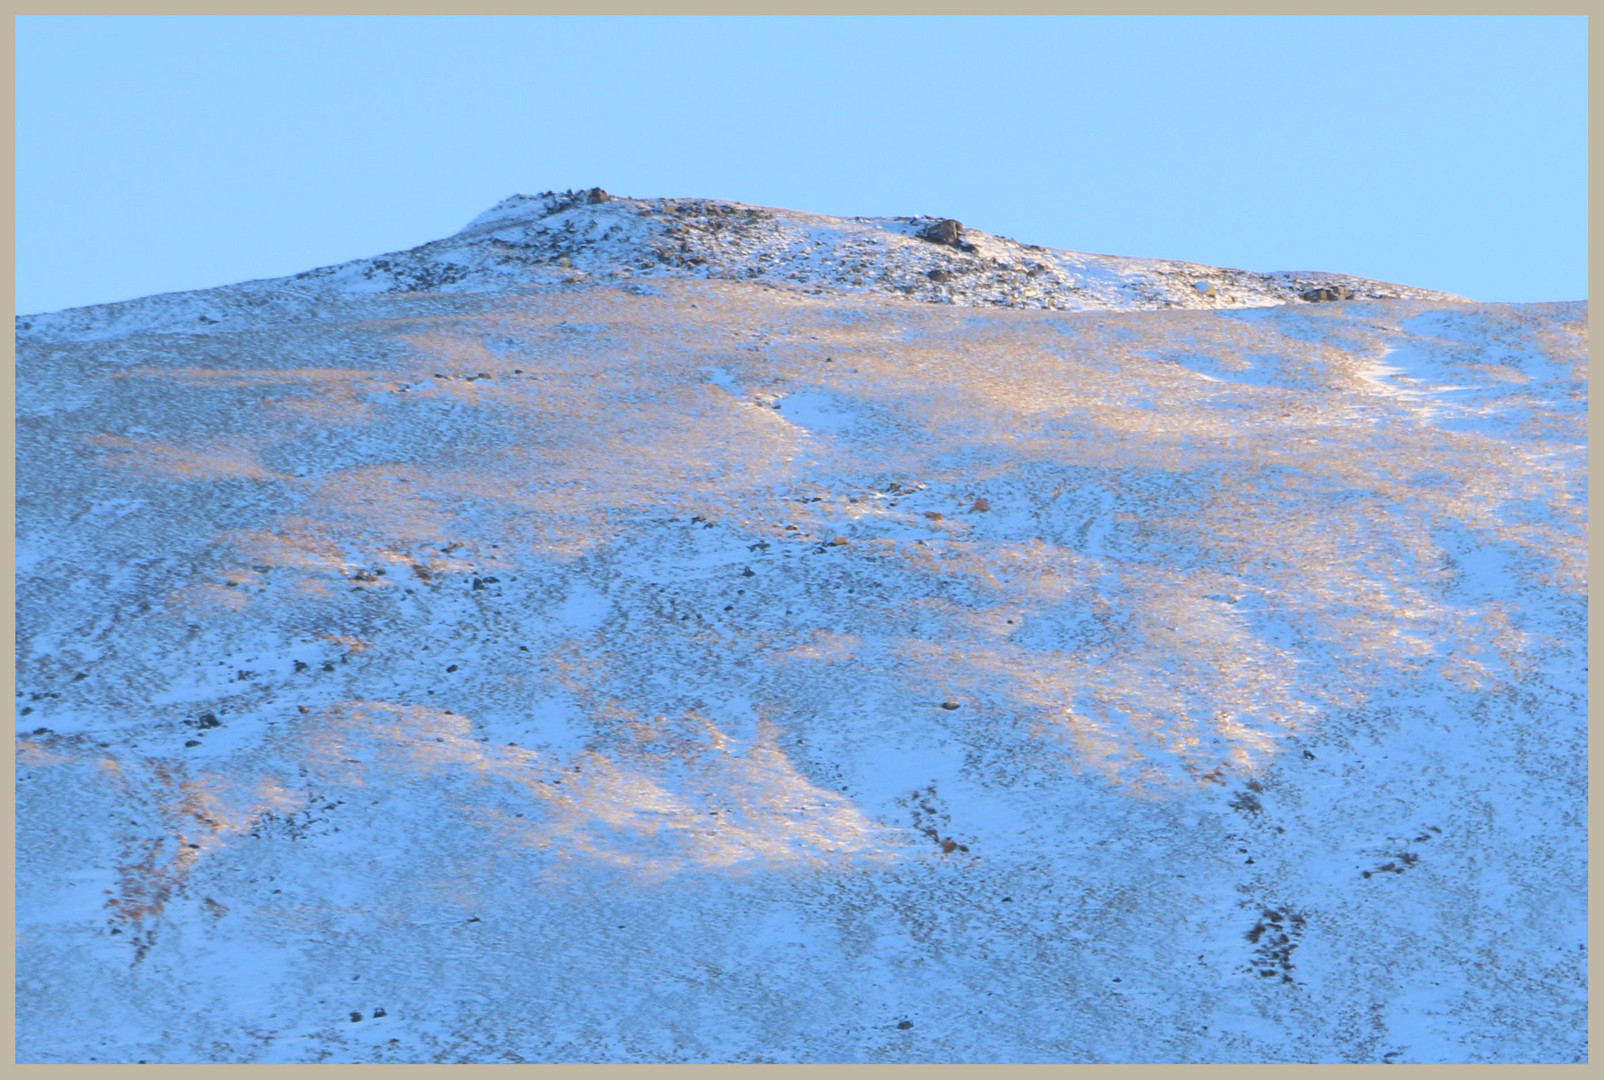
[585,187,610,204]
[926,269,952,283]
[1301,285,1353,302]
[918,219,973,251]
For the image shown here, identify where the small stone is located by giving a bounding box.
[926,269,951,283]
[897,1019,914,1030]
[939,701,960,710]
[351,1011,363,1022]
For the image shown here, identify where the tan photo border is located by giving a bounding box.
[2,6,1593,1076]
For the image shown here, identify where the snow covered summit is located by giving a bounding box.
[440,186,1464,310]
[18,187,1464,344]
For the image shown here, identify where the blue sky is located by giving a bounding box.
[16,16,1587,313]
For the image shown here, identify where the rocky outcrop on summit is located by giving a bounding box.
[1301,285,1355,302]
[17,188,1465,343]
[916,218,973,251]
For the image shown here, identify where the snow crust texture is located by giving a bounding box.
[15,194,1585,1064]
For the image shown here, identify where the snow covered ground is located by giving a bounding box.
[14,193,1585,1063]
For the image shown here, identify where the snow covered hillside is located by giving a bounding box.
[15,192,1586,1063]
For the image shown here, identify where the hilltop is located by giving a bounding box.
[18,187,1462,343]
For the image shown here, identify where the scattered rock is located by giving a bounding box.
[1362,851,1421,879]
[1229,790,1263,816]
[1244,907,1306,983]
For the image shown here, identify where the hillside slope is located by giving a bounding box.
[15,193,1585,1063]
